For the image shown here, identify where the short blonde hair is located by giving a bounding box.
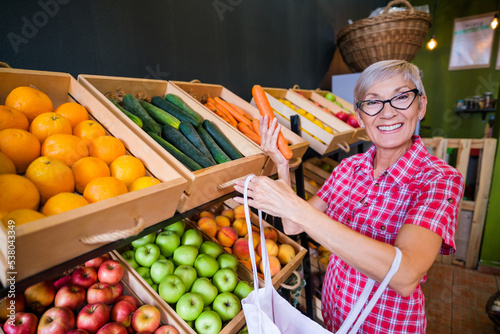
[353,60,425,106]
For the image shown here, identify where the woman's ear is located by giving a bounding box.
[418,94,427,121]
[355,109,365,128]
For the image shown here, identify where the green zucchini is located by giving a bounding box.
[161,124,215,168]
[165,93,204,125]
[178,121,216,165]
[108,98,143,128]
[202,119,243,160]
[122,94,161,135]
[148,132,202,171]
[138,100,181,129]
[151,96,201,127]
[196,126,232,164]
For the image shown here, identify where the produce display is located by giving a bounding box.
[0,86,160,226]
[119,221,254,333]
[107,92,243,172]
[0,253,181,334]
[190,204,297,279]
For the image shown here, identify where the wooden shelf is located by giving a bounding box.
[455,108,496,120]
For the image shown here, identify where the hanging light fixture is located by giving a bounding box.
[491,13,498,29]
[426,0,438,51]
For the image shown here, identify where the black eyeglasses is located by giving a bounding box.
[356,88,420,116]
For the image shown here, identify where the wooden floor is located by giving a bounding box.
[423,262,500,333]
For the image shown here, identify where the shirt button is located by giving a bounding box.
[344,264,347,269]
[448,198,453,203]
[381,225,386,231]
[346,219,350,224]
[363,202,368,207]
[336,285,340,290]
[374,183,379,187]
[383,171,388,176]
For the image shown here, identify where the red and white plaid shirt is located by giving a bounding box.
[318,136,464,333]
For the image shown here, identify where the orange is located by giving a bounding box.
[73,120,106,145]
[25,156,75,203]
[0,128,41,173]
[5,86,53,121]
[89,136,126,165]
[129,176,161,192]
[0,174,40,217]
[29,112,72,143]
[2,209,45,228]
[54,102,89,128]
[72,156,111,193]
[0,105,29,131]
[110,155,146,187]
[83,176,128,203]
[0,152,16,174]
[42,192,89,216]
[41,133,89,167]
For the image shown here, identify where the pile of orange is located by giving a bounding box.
[0,86,159,227]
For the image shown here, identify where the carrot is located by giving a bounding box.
[238,122,261,145]
[251,85,293,160]
[230,103,254,121]
[214,97,253,127]
[252,118,261,136]
[205,102,230,123]
[210,100,237,127]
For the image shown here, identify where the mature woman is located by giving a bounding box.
[234,60,464,333]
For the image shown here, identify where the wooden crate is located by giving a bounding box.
[253,88,355,156]
[0,68,187,286]
[112,222,253,334]
[290,157,338,200]
[78,75,268,213]
[291,88,369,145]
[170,81,310,176]
[423,137,497,269]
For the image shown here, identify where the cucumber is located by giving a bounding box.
[165,93,204,125]
[151,96,201,127]
[122,94,161,135]
[178,121,216,165]
[161,124,215,168]
[196,126,232,164]
[148,131,202,171]
[202,119,243,160]
[138,100,181,129]
[108,98,143,128]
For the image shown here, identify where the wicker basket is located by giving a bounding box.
[486,291,500,332]
[336,0,432,73]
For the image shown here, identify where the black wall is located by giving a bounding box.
[1,0,387,101]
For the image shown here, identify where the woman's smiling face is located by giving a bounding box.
[355,74,427,153]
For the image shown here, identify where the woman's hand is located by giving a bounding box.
[260,115,288,167]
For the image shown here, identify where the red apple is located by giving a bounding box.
[111,300,137,328]
[154,325,179,334]
[54,284,86,312]
[346,114,360,128]
[114,295,139,310]
[53,275,72,291]
[334,111,349,122]
[24,281,55,314]
[85,256,106,271]
[0,294,25,322]
[131,305,160,333]
[110,282,124,303]
[98,260,124,285]
[37,306,75,334]
[68,330,90,334]
[77,303,111,334]
[96,322,128,334]
[87,283,114,305]
[3,312,37,334]
[71,266,98,289]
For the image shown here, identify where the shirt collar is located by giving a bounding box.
[355,136,426,184]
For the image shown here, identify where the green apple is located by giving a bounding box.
[324,92,336,102]
[212,292,241,321]
[181,229,203,249]
[217,253,239,272]
[173,245,199,266]
[158,254,167,261]
[203,305,212,311]
[191,277,218,305]
[176,292,204,321]
[150,259,174,284]
[151,283,158,292]
[155,230,181,258]
[121,250,139,269]
[233,281,253,300]
[212,268,238,293]
[135,243,161,267]
[194,254,219,278]
[136,266,154,286]
[131,232,157,248]
[164,220,185,237]
[200,241,224,259]
[173,265,197,291]
[195,310,222,334]
[158,274,186,304]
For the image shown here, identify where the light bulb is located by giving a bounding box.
[426,36,437,50]
[491,14,498,29]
